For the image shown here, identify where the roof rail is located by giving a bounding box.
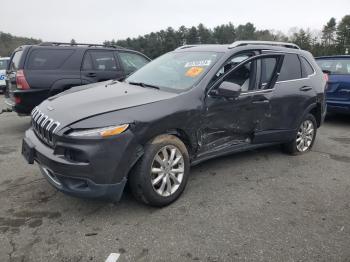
[229,41,300,50]
[38,42,126,49]
[175,45,200,50]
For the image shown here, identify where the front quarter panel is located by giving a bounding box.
[68,88,203,160]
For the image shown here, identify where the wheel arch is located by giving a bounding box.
[159,128,195,157]
[308,103,322,128]
[127,128,195,177]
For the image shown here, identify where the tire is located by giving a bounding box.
[129,135,190,207]
[283,113,317,155]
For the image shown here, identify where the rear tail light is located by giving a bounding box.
[16,70,30,90]
[323,73,329,90]
[14,96,21,104]
[323,73,329,82]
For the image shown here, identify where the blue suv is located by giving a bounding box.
[316,55,350,114]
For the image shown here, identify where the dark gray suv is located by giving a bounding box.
[22,41,327,206]
[5,42,150,115]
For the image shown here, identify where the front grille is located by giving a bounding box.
[31,107,60,146]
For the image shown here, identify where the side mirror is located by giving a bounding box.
[214,81,241,98]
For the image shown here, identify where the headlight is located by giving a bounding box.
[68,124,129,138]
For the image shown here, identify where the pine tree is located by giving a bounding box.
[336,15,350,53]
[321,18,337,46]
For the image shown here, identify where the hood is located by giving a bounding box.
[38,81,178,129]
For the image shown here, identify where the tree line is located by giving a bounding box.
[0,32,40,57]
[1,15,349,58]
[105,15,350,58]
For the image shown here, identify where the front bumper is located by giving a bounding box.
[39,165,127,201]
[23,128,141,201]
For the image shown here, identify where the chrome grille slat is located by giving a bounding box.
[31,107,61,147]
[39,116,48,136]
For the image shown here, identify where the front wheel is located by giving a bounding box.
[129,135,190,207]
[283,114,317,155]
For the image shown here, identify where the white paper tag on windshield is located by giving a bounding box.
[184,60,211,68]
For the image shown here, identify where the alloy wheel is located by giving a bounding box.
[150,145,185,197]
[296,119,315,152]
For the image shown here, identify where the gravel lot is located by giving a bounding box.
[0,94,349,262]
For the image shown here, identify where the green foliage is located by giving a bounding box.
[0,32,41,57]
[1,15,350,59]
[322,17,337,46]
[336,15,350,53]
[112,22,287,59]
[291,29,312,50]
[108,16,350,59]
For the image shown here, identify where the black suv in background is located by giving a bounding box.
[22,41,326,206]
[5,43,150,115]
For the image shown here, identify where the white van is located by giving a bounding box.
[0,57,10,92]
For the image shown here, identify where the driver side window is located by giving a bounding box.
[217,56,279,93]
[224,61,253,92]
[210,53,254,86]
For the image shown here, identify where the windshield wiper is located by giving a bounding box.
[128,81,160,90]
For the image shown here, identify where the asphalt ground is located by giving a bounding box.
[0,94,349,262]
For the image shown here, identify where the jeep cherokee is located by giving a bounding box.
[22,41,327,206]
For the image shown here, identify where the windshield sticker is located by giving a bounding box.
[185,67,204,77]
[184,60,211,68]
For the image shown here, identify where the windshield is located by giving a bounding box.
[126,51,222,92]
[0,59,9,70]
[316,58,350,75]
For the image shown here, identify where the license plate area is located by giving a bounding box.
[22,138,35,164]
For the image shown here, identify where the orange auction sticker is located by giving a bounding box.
[185,67,204,77]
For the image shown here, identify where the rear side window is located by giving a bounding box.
[10,51,23,71]
[316,58,350,75]
[27,49,74,70]
[300,56,314,77]
[260,58,277,86]
[118,52,149,75]
[83,51,118,71]
[278,54,302,81]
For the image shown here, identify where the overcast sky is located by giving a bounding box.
[1,0,349,44]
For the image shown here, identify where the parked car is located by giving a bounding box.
[316,55,350,114]
[22,41,326,206]
[4,42,150,115]
[0,57,10,93]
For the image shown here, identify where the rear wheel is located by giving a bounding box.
[283,113,317,155]
[129,135,190,207]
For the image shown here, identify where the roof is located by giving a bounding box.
[315,55,350,59]
[15,42,128,52]
[13,43,150,60]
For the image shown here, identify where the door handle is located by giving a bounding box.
[87,72,97,77]
[300,86,312,91]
